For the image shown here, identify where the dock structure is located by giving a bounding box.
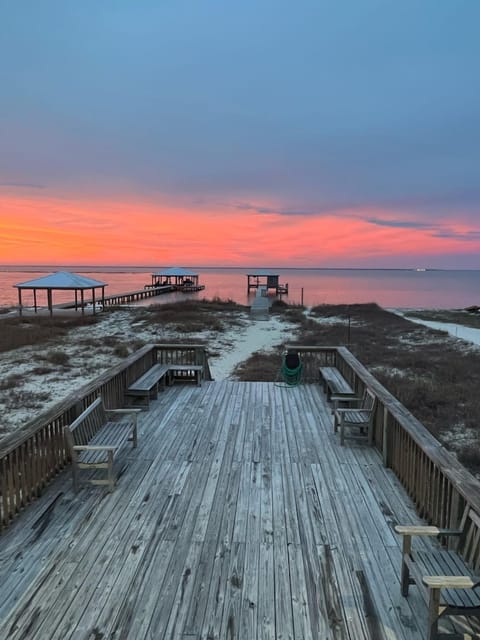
[55,284,174,310]
[250,285,270,319]
[150,267,205,292]
[100,285,173,306]
[247,271,288,295]
[1,345,480,638]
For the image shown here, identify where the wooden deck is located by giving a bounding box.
[0,381,478,639]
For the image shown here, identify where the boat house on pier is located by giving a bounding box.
[150,267,205,292]
[247,271,288,295]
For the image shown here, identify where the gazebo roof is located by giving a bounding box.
[152,267,198,277]
[246,270,278,276]
[15,271,107,290]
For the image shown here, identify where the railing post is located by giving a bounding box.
[382,406,390,467]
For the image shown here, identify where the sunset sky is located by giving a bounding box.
[1,1,479,268]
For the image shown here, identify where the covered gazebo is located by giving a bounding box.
[14,271,107,316]
[151,267,200,289]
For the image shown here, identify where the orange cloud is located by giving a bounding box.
[1,192,479,266]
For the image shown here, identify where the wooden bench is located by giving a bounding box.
[319,366,355,402]
[124,363,171,408]
[64,397,140,492]
[167,364,203,387]
[395,506,480,639]
[333,388,376,445]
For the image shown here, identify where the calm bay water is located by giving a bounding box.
[0,266,479,310]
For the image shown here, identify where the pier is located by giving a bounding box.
[57,284,174,309]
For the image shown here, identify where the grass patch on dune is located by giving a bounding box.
[233,349,285,381]
[0,315,99,353]
[140,298,247,333]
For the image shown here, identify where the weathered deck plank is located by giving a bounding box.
[1,380,478,639]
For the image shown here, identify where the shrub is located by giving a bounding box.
[0,373,24,390]
[457,443,480,473]
[113,344,129,358]
[43,350,70,366]
[233,349,286,381]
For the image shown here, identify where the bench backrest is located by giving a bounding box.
[361,388,376,413]
[458,507,480,571]
[65,397,108,447]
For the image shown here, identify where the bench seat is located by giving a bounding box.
[319,366,355,401]
[64,397,140,492]
[75,421,134,465]
[415,549,480,610]
[124,363,171,408]
[333,389,377,445]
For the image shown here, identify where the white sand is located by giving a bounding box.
[210,316,293,379]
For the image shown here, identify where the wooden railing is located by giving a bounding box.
[290,345,480,544]
[0,344,210,532]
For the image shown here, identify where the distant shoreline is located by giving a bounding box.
[2,264,480,273]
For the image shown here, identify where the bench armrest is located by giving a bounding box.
[331,395,361,410]
[423,575,480,589]
[106,408,142,414]
[395,525,462,537]
[73,445,116,452]
[331,395,360,404]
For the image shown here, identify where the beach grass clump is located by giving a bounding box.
[0,373,24,390]
[271,300,307,324]
[457,442,480,475]
[113,344,129,358]
[42,350,70,367]
[31,366,54,376]
[233,349,284,381]
[4,390,51,411]
[0,315,99,353]
[140,299,245,333]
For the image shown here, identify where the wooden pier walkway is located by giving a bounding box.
[59,283,206,310]
[0,381,478,639]
[57,284,174,309]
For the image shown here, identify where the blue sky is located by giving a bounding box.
[1,1,480,267]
